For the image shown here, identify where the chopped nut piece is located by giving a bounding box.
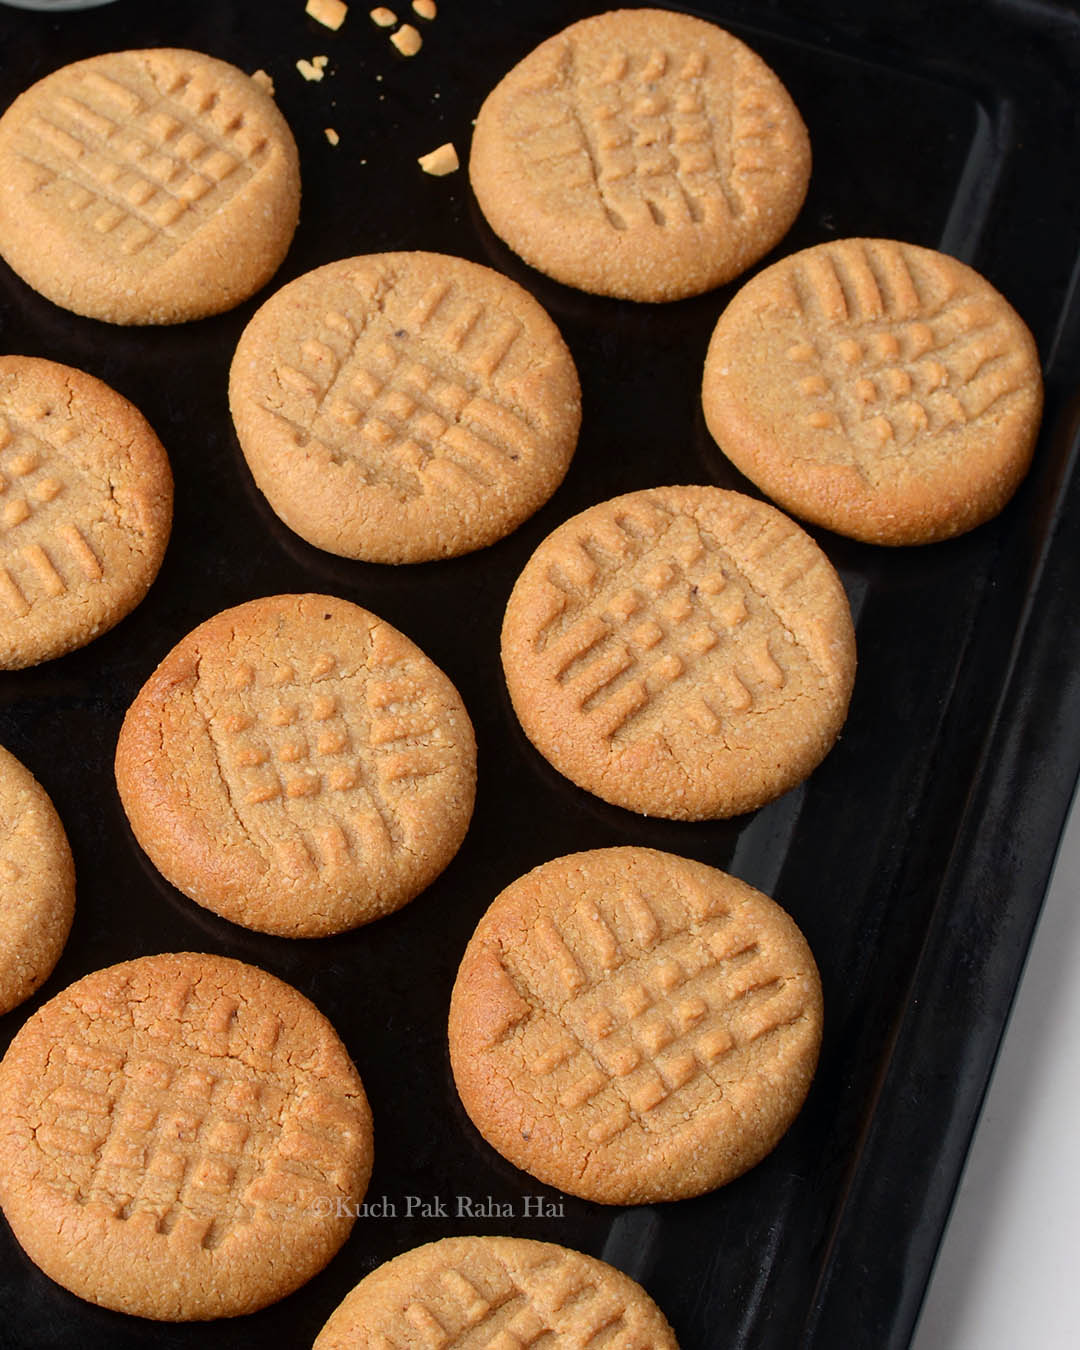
[370,6,396,24]
[296,58,325,81]
[390,22,422,55]
[417,141,458,175]
[325,127,340,145]
[250,68,275,95]
[412,0,436,17]
[307,0,348,28]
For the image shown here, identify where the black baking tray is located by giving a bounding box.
[1,1,1079,1346]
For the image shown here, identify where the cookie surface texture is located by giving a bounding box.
[0,48,300,323]
[470,8,810,301]
[229,251,581,563]
[450,847,822,1205]
[115,593,476,937]
[0,951,373,1320]
[0,356,172,669]
[702,237,1044,544]
[0,744,75,1016]
[501,485,855,820]
[313,1234,680,1347]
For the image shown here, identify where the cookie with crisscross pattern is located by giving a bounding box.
[0,952,372,1319]
[314,1235,679,1348]
[501,485,855,820]
[229,252,581,563]
[115,593,476,936]
[0,48,300,323]
[470,8,810,301]
[450,847,822,1204]
[702,238,1044,543]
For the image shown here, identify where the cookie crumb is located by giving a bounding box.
[314,54,329,70]
[325,127,340,145]
[417,141,458,175]
[307,0,348,27]
[390,22,422,55]
[296,57,325,81]
[370,5,396,24]
[412,0,436,17]
[251,68,275,95]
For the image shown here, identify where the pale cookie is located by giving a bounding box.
[115,593,476,937]
[450,847,822,1205]
[0,744,75,1017]
[702,237,1045,545]
[0,952,372,1320]
[229,252,581,563]
[0,356,172,670]
[470,8,810,302]
[501,485,855,820]
[0,48,301,323]
[313,1234,680,1347]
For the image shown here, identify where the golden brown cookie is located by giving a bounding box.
[0,951,373,1320]
[501,485,855,820]
[313,1234,680,1347]
[229,252,581,563]
[702,237,1044,544]
[470,8,810,302]
[0,355,172,670]
[450,847,822,1205]
[115,593,476,937]
[0,744,75,1017]
[0,48,300,323]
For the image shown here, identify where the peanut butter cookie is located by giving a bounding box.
[702,238,1044,544]
[470,8,810,301]
[0,952,373,1319]
[229,252,581,563]
[450,847,823,1205]
[501,485,855,820]
[0,49,300,323]
[115,593,476,937]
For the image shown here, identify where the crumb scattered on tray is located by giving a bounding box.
[391,22,422,55]
[296,56,329,81]
[370,6,396,25]
[307,0,348,28]
[418,141,458,175]
[412,0,436,18]
[325,127,340,145]
[251,68,275,95]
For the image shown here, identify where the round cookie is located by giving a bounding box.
[470,8,810,302]
[228,252,581,563]
[115,592,476,937]
[0,48,300,324]
[500,485,855,820]
[313,1234,679,1347]
[0,744,75,1016]
[0,356,172,670]
[702,237,1044,545]
[450,847,822,1205]
[0,951,373,1320]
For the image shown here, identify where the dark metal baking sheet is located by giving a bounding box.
[1,1,1078,1347]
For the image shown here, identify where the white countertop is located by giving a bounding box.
[912,784,1080,1348]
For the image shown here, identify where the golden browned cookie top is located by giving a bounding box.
[501,485,855,820]
[0,743,75,1016]
[313,1235,680,1347]
[470,8,810,301]
[115,593,476,937]
[702,237,1044,544]
[229,252,581,563]
[449,848,822,1205]
[0,355,173,669]
[0,48,300,323]
[0,952,373,1320]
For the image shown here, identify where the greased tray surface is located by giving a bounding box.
[1,2,1079,1347]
